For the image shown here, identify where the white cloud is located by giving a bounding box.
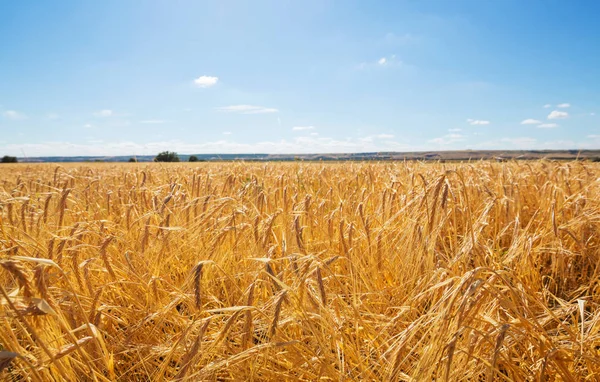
[467,119,490,125]
[375,134,395,139]
[292,126,315,131]
[557,103,570,108]
[2,110,26,120]
[586,134,600,139]
[0,136,415,157]
[223,131,232,135]
[538,140,579,149]
[310,132,319,136]
[537,123,559,129]
[543,104,552,108]
[216,105,279,114]
[14,134,597,156]
[140,120,166,124]
[193,75,219,88]
[359,54,401,70]
[94,109,113,117]
[84,123,93,128]
[448,128,462,132]
[547,110,568,120]
[473,136,600,150]
[521,119,542,125]
[500,137,537,148]
[429,133,465,145]
[47,113,60,120]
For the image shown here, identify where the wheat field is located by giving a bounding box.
[1,161,599,381]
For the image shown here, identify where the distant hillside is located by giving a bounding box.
[16,150,600,163]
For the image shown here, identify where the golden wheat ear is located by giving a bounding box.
[0,161,599,380]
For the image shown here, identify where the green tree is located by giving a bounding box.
[154,151,180,162]
[189,155,199,162]
[1,155,18,163]
[128,157,137,162]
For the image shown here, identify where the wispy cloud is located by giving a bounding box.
[500,137,537,147]
[537,123,559,128]
[521,118,542,125]
[193,75,219,88]
[0,136,414,157]
[292,126,315,131]
[429,133,465,145]
[543,104,552,108]
[467,119,490,125]
[2,110,27,120]
[216,105,279,114]
[139,120,167,124]
[83,123,93,128]
[358,54,401,70]
[94,109,113,117]
[375,133,395,139]
[47,113,60,120]
[557,103,570,108]
[448,128,462,132]
[547,110,568,119]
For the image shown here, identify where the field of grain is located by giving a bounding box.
[1,161,600,381]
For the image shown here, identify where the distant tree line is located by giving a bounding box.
[152,152,205,162]
[154,151,180,162]
[1,155,18,163]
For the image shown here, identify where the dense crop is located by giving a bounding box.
[1,161,600,381]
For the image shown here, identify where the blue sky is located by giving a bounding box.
[1,0,599,156]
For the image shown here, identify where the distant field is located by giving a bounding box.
[1,161,600,380]
[17,149,600,162]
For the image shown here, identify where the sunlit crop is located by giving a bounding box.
[1,161,600,380]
